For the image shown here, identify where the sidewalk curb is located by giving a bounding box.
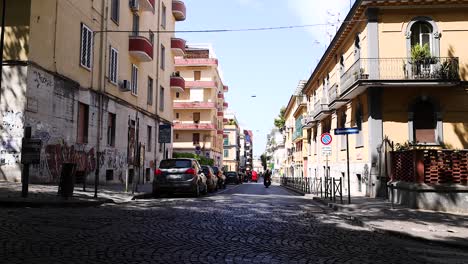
[280,185,306,196]
[312,197,468,250]
[0,198,114,208]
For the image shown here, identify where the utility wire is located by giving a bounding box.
[94,19,368,34]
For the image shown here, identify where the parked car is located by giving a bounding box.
[212,166,226,189]
[153,158,207,197]
[201,165,218,192]
[226,171,240,184]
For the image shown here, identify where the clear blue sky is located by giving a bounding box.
[176,0,352,157]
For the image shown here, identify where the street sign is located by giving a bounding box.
[334,127,360,135]
[321,146,332,156]
[320,133,332,145]
[158,124,172,143]
[21,138,41,164]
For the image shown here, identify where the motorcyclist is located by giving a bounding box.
[264,169,272,187]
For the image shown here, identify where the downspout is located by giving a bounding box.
[94,0,108,198]
[0,0,7,101]
[53,0,58,72]
[154,0,161,168]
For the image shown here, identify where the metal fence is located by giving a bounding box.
[281,176,343,204]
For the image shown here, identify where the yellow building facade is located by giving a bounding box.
[172,44,227,167]
[301,0,468,199]
[0,0,186,184]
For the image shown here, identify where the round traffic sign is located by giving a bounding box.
[321,133,332,145]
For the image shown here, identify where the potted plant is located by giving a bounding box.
[360,67,369,79]
[410,43,434,78]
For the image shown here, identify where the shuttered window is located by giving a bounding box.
[131,64,138,95]
[111,0,119,24]
[80,24,93,69]
[109,47,118,84]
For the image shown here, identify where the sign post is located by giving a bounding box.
[159,124,172,160]
[320,133,332,187]
[334,127,360,204]
[21,127,41,198]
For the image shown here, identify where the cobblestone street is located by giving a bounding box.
[1,183,467,264]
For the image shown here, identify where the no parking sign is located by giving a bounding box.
[320,133,332,145]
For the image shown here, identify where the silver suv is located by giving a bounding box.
[153,158,208,197]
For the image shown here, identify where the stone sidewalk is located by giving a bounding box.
[0,181,152,207]
[312,195,468,249]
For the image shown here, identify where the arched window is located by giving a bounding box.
[411,21,433,51]
[413,100,436,143]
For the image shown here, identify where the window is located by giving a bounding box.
[194,71,201,81]
[161,3,166,29]
[193,112,200,124]
[77,103,89,143]
[160,44,165,70]
[109,47,118,84]
[111,0,119,24]
[131,64,138,95]
[175,133,179,140]
[159,86,164,111]
[176,92,180,98]
[411,21,433,50]
[193,133,200,145]
[132,13,139,36]
[147,77,153,105]
[147,126,152,152]
[224,137,229,146]
[413,100,436,143]
[355,103,364,148]
[149,31,154,45]
[107,113,116,147]
[224,149,229,158]
[175,113,179,119]
[80,23,93,69]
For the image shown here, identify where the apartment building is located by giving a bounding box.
[223,112,240,172]
[283,81,308,178]
[243,130,253,172]
[172,44,228,167]
[301,0,468,210]
[0,0,186,185]
[265,128,286,178]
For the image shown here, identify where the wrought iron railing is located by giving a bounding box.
[340,57,460,93]
[281,177,311,194]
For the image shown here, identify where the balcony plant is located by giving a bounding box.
[410,44,438,78]
[438,58,459,80]
[360,67,369,79]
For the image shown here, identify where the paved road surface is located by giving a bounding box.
[1,182,467,263]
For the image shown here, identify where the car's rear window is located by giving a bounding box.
[160,160,191,169]
[212,167,219,174]
[226,172,237,177]
[201,167,210,174]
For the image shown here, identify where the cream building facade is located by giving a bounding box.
[0,0,186,185]
[300,0,468,203]
[223,112,240,172]
[172,44,227,167]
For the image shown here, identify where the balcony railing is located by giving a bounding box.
[172,0,186,21]
[175,58,218,67]
[139,0,155,12]
[341,57,460,94]
[185,81,217,89]
[171,38,186,56]
[173,102,216,109]
[173,123,215,130]
[129,36,153,62]
[312,98,331,120]
[223,85,229,92]
[170,74,185,92]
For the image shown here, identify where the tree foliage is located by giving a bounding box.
[173,152,214,166]
[274,106,286,130]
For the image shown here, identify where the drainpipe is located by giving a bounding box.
[94,0,108,198]
[154,0,161,169]
[0,0,7,102]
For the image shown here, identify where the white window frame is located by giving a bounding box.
[147,76,153,105]
[109,47,118,85]
[161,3,167,29]
[131,64,138,95]
[160,44,165,70]
[159,86,165,112]
[80,23,93,70]
[111,0,120,24]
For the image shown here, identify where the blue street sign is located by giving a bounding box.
[334,127,360,135]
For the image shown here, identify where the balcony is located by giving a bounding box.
[217,130,224,135]
[312,98,331,120]
[223,85,229,92]
[223,102,228,108]
[301,115,316,129]
[170,74,185,92]
[185,81,217,89]
[175,58,218,67]
[129,36,153,62]
[223,118,228,124]
[217,111,224,117]
[223,134,228,139]
[217,93,224,100]
[139,0,155,12]
[328,83,348,109]
[173,102,216,109]
[173,122,215,131]
[340,57,460,100]
[172,0,186,21]
[171,38,186,56]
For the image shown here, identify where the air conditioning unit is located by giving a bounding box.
[129,0,139,11]
[119,80,131,92]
